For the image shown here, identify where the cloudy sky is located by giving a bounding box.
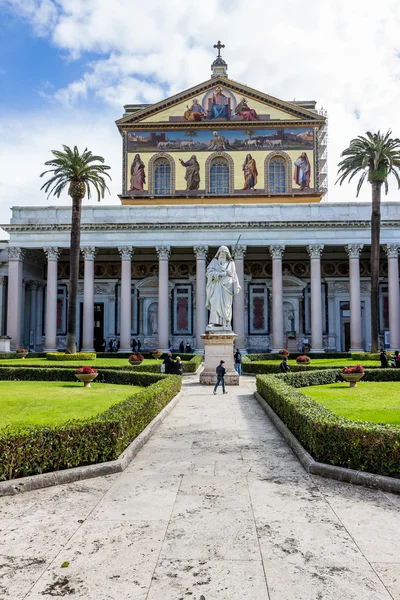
[1,0,400,234]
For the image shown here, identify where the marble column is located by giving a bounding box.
[6,247,25,350]
[81,247,97,352]
[345,244,364,352]
[307,244,325,353]
[28,281,40,350]
[44,247,61,352]
[269,245,285,352]
[385,244,400,351]
[194,246,208,351]
[156,246,171,351]
[118,246,134,352]
[233,245,247,351]
[35,283,44,349]
[0,276,6,336]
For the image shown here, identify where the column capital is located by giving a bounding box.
[118,246,134,260]
[8,247,25,261]
[269,245,285,260]
[156,246,171,260]
[43,247,62,261]
[233,245,247,259]
[345,244,363,259]
[385,244,399,259]
[193,245,208,260]
[81,246,97,260]
[307,244,324,259]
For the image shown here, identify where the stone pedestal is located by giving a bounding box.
[0,337,11,352]
[200,328,239,386]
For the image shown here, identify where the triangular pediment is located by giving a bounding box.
[116,77,324,128]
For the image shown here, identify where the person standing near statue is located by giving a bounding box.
[206,245,241,328]
[179,156,200,191]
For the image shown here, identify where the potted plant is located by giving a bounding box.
[16,348,29,358]
[74,366,98,387]
[278,349,290,358]
[341,364,365,387]
[149,349,163,360]
[296,355,311,364]
[128,353,144,365]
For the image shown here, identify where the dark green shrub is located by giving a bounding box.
[256,369,400,477]
[0,367,181,481]
[247,352,352,361]
[47,352,97,361]
[243,361,383,375]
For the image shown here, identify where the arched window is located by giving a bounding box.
[154,158,171,195]
[210,158,229,194]
[269,157,287,193]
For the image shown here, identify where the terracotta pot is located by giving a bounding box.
[341,372,364,388]
[74,373,98,388]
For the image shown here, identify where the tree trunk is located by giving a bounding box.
[370,181,381,353]
[66,196,83,354]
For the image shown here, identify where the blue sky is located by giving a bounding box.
[0,0,400,231]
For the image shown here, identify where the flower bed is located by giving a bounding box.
[0,366,181,481]
[296,355,311,364]
[256,368,400,477]
[47,352,96,361]
[342,364,364,374]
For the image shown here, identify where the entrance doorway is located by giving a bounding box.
[79,302,104,351]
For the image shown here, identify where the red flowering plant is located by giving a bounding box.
[149,349,163,359]
[74,366,98,375]
[342,364,364,374]
[296,355,311,364]
[129,353,144,363]
[278,349,290,357]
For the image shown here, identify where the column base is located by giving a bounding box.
[271,347,285,354]
[119,347,132,353]
[349,347,364,353]
[309,348,325,354]
[43,347,57,353]
[81,347,95,353]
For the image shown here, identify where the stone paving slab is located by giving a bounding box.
[0,375,399,599]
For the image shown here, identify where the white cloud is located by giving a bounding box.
[1,0,400,221]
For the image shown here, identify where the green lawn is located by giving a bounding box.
[301,381,400,425]
[0,381,143,429]
[0,357,158,368]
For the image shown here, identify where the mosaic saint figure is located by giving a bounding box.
[179,155,200,190]
[129,154,146,191]
[184,98,206,122]
[208,87,230,120]
[235,98,259,121]
[294,152,311,190]
[242,154,258,191]
[206,246,241,328]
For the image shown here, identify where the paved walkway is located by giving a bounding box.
[1,375,400,599]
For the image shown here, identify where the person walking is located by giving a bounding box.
[174,356,183,375]
[279,356,290,373]
[213,360,227,394]
[163,352,175,374]
[234,348,242,376]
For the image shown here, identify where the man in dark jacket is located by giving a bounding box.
[279,357,290,373]
[163,352,175,374]
[380,350,388,368]
[213,360,227,394]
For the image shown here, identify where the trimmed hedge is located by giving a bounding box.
[0,352,48,360]
[247,352,352,361]
[46,352,97,361]
[256,368,400,477]
[243,361,384,375]
[0,367,181,481]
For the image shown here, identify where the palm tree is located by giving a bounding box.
[336,130,400,352]
[40,145,111,354]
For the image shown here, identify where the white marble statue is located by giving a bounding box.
[206,245,241,328]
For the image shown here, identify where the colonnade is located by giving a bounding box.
[5,243,400,352]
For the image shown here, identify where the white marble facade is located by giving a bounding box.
[1,201,400,352]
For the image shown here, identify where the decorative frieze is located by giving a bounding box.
[8,247,25,261]
[81,247,97,260]
[269,245,285,260]
[43,247,62,261]
[306,244,324,259]
[156,246,171,260]
[193,246,208,260]
[345,244,363,259]
[118,246,134,260]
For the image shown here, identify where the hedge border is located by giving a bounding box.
[256,369,400,478]
[243,360,384,375]
[0,367,181,482]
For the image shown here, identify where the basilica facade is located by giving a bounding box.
[1,50,400,353]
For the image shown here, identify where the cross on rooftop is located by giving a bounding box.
[213,41,225,58]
